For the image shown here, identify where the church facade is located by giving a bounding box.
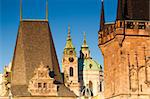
[98,0,150,99]
[62,26,104,98]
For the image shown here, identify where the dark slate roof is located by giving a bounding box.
[11,20,76,97]
[100,0,105,31]
[116,0,149,20]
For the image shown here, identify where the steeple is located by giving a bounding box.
[65,25,74,49]
[100,0,105,31]
[82,32,88,48]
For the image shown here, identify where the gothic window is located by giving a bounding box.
[127,22,134,29]
[138,22,146,29]
[89,81,93,91]
[70,67,73,77]
[130,67,138,92]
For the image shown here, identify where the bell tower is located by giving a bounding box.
[62,26,80,96]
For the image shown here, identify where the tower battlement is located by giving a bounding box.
[98,20,150,46]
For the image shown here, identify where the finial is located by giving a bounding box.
[83,32,87,45]
[67,25,71,40]
[20,0,22,21]
[46,0,48,21]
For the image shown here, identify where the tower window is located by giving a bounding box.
[100,82,102,92]
[43,83,47,88]
[89,81,93,91]
[69,50,73,54]
[70,67,73,77]
[89,64,92,68]
[38,83,42,88]
[69,57,74,62]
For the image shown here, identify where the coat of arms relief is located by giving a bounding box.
[28,62,58,96]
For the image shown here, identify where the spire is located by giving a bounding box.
[64,25,74,48]
[20,0,22,21]
[82,32,88,48]
[83,32,87,46]
[46,0,48,21]
[67,25,71,40]
[100,0,105,31]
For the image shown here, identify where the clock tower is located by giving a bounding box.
[62,26,80,96]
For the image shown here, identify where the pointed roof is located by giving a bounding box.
[65,25,74,49]
[116,0,149,20]
[82,32,88,48]
[100,0,105,31]
[11,21,77,97]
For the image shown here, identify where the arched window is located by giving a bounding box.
[89,81,93,91]
[69,67,73,77]
[100,82,102,92]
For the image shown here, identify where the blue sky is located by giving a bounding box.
[0,0,117,73]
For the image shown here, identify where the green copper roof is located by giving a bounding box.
[83,58,102,71]
[65,26,75,49]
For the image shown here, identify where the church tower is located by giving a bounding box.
[79,33,104,97]
[62,26,80,96]
[98,0,150,99]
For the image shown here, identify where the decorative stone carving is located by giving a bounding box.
[145,59,150,87]
[28,62,57,96]
[130,65,138,92]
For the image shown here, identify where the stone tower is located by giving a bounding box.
[10,0,76,98]
[62,26,80,96]
[98,0,150,99]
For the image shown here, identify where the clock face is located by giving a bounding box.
[69,57,74,62]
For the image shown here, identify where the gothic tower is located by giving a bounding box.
[98,0,150,99]
[62,26,80,96]
[10,0,76,98]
